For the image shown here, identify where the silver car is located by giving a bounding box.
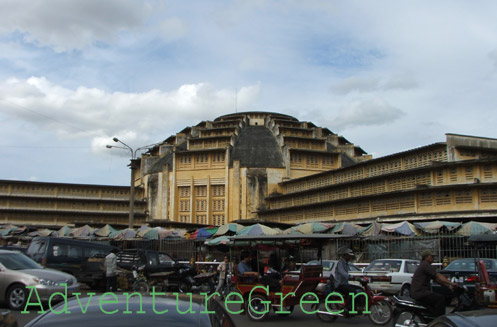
[0,250,80,310]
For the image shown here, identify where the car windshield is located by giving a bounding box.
[307,260,334,271]
[445,259,497,271]
[365,260,401,272]
[0,252,42,270]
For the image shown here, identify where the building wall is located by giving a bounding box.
[0,180,146,227]
[140,112,368,225]
[259,134,497,224]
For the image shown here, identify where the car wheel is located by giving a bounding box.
[400,285,411,297]
[7,284,28,311]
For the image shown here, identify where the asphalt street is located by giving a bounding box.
[2,294,376,327]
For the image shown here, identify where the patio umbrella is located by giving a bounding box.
[156,228,185,239]
[381,221,420,236]
[281,226,302,235]
[142,228,159,240]
[456,221,497,236]
[214,223,245,236]
[204,235,231,246]
[27,229,54,237]
[95,224,118,237]
[237,223,279,236]
[113,228,137,240]
[71,225,94,238]
[295,222,333,234]
[195,226,219,239]
[55,226,72,237]
[137,225,153,238]
[414,221,461,234]
[329,222,360,235]
[360,222,382,237]
[0,228,15,236]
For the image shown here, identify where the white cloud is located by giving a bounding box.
[332,98,406,128]
[157,17,188,42]
[489,49,497,70]
[331,77,380,94]
[0,77,261,153]
[331,73,417,95]
[0,0,151,51]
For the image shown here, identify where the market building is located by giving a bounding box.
[1,112,497,228]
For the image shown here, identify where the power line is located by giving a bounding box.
[0,97,88,133]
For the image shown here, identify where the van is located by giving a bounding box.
[27,236,118,288]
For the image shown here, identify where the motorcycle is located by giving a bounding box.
[190,269,217,294]
[392,284,479,327]
[314,277,393,325]
[116,265,150,292]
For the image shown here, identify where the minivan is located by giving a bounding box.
[27,236,118,288]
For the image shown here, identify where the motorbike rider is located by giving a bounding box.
[335,248,364,312]
[410,250,458,317]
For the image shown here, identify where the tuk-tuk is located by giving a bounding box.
[468,233,497,307]
[223,234,345,321]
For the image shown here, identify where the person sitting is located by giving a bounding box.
[411,250,457,317]
[261,257,281,291]
[334,248,364,313]
[237,252,259,282]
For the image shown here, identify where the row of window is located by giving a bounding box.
[178,185,225,198]
[263,189,497,222]
[189,139,230,150]
[285,163,496,195]
[0,185,130,198]
[0,199,139,211]
[286,138,325,151]
[290,153,335,169]
[177,152,226,169]
[279,128,313,138]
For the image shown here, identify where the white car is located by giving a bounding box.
[306,259,362,278]
[361,259,419,296]
[0,250,80,310]
[306,260,362,293]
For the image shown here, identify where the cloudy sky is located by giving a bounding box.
[1,1,496,185]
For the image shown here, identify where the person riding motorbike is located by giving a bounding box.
[410,250,458,317]
[334,248,364,312]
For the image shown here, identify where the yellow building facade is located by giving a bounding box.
[258,133,497,224]
[140,112,369,225]
[2,112,496,229]
[0,180,146,227]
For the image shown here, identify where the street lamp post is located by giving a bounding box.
[106,138,157,228]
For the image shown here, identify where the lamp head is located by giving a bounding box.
[106,145,112,149]
[113,137,119,142]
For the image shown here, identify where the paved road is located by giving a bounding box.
[2,295,376,327]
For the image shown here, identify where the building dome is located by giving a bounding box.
[140,111,369,225]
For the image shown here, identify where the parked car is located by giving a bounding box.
[27,236,118,288]
[306,259,362,278]
[362,259,420,296]
[0,249,80,310]
[117,249,196,291]
[432,258,497,301]
[306,259,362,293]
[24,294,236,327]
[427,309,497,327]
